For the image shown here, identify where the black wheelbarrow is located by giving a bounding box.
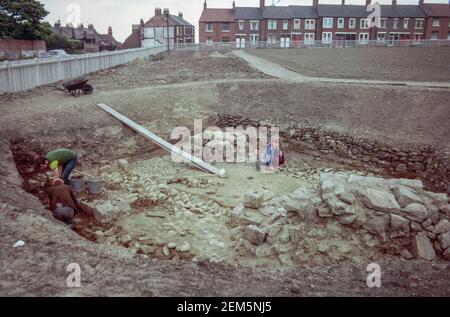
[63,77,93,97]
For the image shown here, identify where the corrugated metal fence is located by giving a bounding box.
[0,46,167,94]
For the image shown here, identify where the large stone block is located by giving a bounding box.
[412,233,436,261]
[390,214,410,239]
[393,186,424,208]
[244,225,267,246]
[361,188,401,213]
[402,203,429,222]
[244,191,264,209]
[438,232,450,250]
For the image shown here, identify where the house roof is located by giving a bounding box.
[170,15,194,27]
[379,5,426,18]
[199,9,235,22]
[421,4,450,18]
[289,6,319,19]
[317,5,369,18]
[235,7,263,20]
[262,6,292,19]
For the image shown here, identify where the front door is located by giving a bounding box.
[292,34,302,48]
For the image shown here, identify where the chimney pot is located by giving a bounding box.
[233,1,236,8]
[342,0,345,5]
[392,0,397,6]
[204,1,207,10]
[155,8,162,16]
[260,0,265,9]
[313,0,319,8]
[179,12,183,18]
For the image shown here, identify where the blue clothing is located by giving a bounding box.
[264,144,273,166]
[61,153,78,185]
[53,206,75,226]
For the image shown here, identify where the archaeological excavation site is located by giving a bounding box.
[1,49,450,297]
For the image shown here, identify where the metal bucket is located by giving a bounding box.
[70,176,85,192]
[86,179,102,194]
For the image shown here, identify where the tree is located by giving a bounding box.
[0,0,49,40]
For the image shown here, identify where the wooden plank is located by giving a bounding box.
[97,103,226,177]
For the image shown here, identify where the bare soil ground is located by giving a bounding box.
[246,47,450,82]
[1,50,450,297]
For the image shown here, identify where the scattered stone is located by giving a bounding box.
[288,226,302,244]
[393,186,423,208]
[118,159,129,169]
[438,232,450,250]
[410,221,422,232]
[244,225,267,246]
[94,202,120,224]
[401,249,414,260]
[168,242,177,249]
[244,190,264,209]
[361,188,400,213]
[338,192,356,205]
[411,233,436,261]
[115,201,132,213]
[278,254,293,266]
[403,203,428,222]
[162,246,170,257]
[439,205,450,218]
[317,242,329,253]
[255,244,274,258]
[94,230,105,243]
[433,219,450,235]
[443,248,450,261]
[337,214,357,225]
[317,206,333,218]
[177,241,191,253]
[138,245,155,255]
[390,214,410,238]
[363,215,389,236]
[121,234,132,245]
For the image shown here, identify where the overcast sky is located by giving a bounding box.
[40,0,447,42]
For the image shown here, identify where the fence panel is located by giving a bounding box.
[0,46,167,94]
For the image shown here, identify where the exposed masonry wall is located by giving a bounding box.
[216,114,450,193]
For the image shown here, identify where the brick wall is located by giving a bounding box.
[0,39,46,60]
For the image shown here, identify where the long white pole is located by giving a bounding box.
[97,103,226,177]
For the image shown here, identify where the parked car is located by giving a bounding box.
[43,50,72,59]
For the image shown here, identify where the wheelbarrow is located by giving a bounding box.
[62,77,93,97]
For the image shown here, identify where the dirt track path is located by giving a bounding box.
[233,50,450,90]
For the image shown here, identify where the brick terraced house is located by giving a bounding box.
[199,0,450,45]
[124,8,195,49]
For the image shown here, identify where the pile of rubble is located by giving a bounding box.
[232,172,450,265]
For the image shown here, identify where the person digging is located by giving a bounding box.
[47,178,95,229]
[37,148,78,185]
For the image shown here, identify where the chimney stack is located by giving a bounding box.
[179,12,183,19]
[260,0,265,9]
[163,8,169,16]
[78,23,84,29]
[88,23,94,30]
[108,26,113,36]
[392,0,397,6]
[233,1,236,8]
[155,8,162,16]
[313,0,319,8]
[140,18,144,26]
[419,0,424,6]
[204,1,207,10]
[341,0,345,5]
[366,0,371,6]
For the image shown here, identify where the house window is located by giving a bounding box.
[431,31,438,40]
[403,18,409,29]
[322,32,332,44]
[377,32,386,42]
[205,23,213,32]
[250,20,259,31]
[349,18,356,29]
[380,18,387,28]
[238,20,244,31]
[267,33,276,44]
[415,19,424,29]
[293,19,301,30]
[360,18,369,29]
[268,20,277,30]
[432,18,440,27]
[305,19,315,30]
[359,33,369,44]
[448,32,450,40]
[206,37,213,46]
[283,20,289,30]
[323,18,333,29]
[393,18,399,29]
[414,34,423,43]
[337,18,344,29]
[222,37,230,43]
[304,33,315,44]
[222,23,230,31]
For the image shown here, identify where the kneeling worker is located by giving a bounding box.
[47,178,95,228]
[37,148,78,185]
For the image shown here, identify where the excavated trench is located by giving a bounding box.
[10,115,450,268]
